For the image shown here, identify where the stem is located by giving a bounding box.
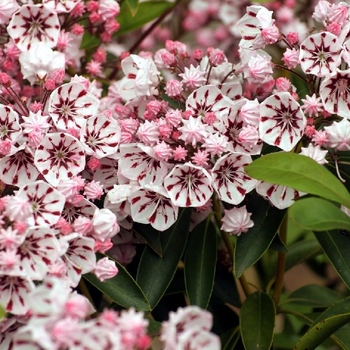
[274,64,309,85]
[212,195,252,297]
[272,213,288,307]
[280,308,313,323]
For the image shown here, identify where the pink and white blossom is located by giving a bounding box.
[8,4,60,51]
[259,92,306,151]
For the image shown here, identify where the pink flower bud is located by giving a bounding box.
[65,293,90,319]
[95,257,119,282]
[161,51,176,66]
[87,156,100,171]
[326,22,341,36]
[209,49,226,66]
[261,25,280,45]
[29,102,43,113]
[165,80,183,97]
[0,73,11,87]
[282,48,300,69]
[92,208,120,241]
[71,23,84,35]
[86,1,99,12]
[84,180,104,200]
[275,77,291,92]
[55,217,73,235]
[286,32,299,45]
[73,216,93,236]
[49,69,65,84]
[193,49,203,61]
[94,239,113,253]
[45,78,55,91]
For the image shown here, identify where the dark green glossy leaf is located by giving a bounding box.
[165,270,185,295]
[133,223,162,256]
[245,153,350,208]
[326,152,350,195]
[234,194,286,278]
[213,268,241,308]
[125,0,139,15]
[270,232,288,252]
[184,219,217,309]
[221,327,241,350]
[240,291,275,350]
[136,209,191,309]
[117,1,174,36]
[84,261,150,311]
[285,239,321,271]
[295,297,350,349]
[332,322,350,349]
[314,230,350,289]
[283,285,341,308]
[289,197,350,231]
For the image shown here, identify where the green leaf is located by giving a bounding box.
[285,239,322,271]
[221,327,241,350]
[136,209,191,309]
[332,322,350,349]
[314,230,350,289]
[125,0,139,15]
[284,285,341,308]
[84,261,151,311]
[213,268,241,308]
[117,1,174,36]
[245,152,350,208]
[240,291,276,350]
[294,297,350,349]
[234,194,286,278]
[289,197,350,231]
[133,223,162,256]
[80,32,101,50]
[184,218,217,309]
[269,233,288,252]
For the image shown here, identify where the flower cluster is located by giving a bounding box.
[1,0,350,348]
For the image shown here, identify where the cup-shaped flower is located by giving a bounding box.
[299,32,342,77]
[16,180,66,227]
[34,132,85,187]
[7,4,60,51]
[49,82,100,131]
[0,275,34,315]
[118,144,168,186]
[256,181,302,209]
[129,185,178,231]
[320,69,350,119]
[80,114,121,159]
[211,153,257,205]
[164,163,213,207]
[18,227,61,280]
[0,144,40,186]
[259,92,306,151]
